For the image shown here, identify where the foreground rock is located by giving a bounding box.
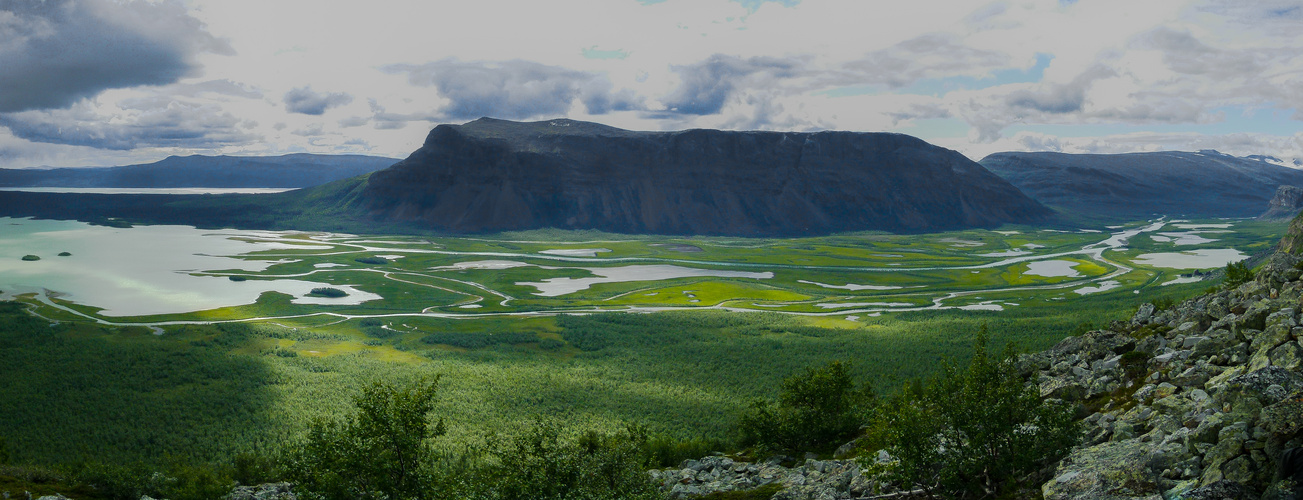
[1028,251,1303,499]
[651,455,893,499]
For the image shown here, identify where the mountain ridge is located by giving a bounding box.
[979,150,1303,218]
[0,153,398,189]
[357,118,1052,236]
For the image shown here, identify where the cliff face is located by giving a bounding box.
[980,150,1303,218]
[359,118,1051,236]
[1260,185,1303,221]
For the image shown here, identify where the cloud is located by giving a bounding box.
[662,54,801,115]
[0,100,259,150]
[385,59,642,120]
[283,86,353,115]
[838,33,1011,88]
[0,0,232,113]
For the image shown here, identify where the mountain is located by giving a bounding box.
[356,118,1051,236]
[979,150,1303,218]
[1259,185,1303,221]
[0,154,397,189]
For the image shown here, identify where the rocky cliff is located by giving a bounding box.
[979,150,1303,218]
[1260,186,1303,221]
[358,118,1052,236]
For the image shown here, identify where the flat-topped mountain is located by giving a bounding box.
[979,150,1303,218]
[358,118,1051,235]
[0,154,397,189]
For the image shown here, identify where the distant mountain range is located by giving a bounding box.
[354,118,1052,235]
[0,154,397,189]
[978,150,1303,218]
[0,119,1052,236]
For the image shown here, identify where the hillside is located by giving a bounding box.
[0,154,397,189]
[359,118,1052,235]
[979,150,1303,218]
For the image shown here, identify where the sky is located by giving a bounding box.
[0,0,1301,168]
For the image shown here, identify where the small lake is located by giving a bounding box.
[517,265,774,296]
[1132,249,1248,269]
[1024,260,1083,278]
[0,218,377,316]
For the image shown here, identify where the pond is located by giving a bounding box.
[0,218,379,316]
[1132,249,1248,269]
[516,265,774,297]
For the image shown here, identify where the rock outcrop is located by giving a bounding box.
[1260,186,1303,221]
[1029,251,1303,499]
[359,118,1052,236]
[651,455,883,499]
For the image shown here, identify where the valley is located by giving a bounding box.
[0,215,1281,466]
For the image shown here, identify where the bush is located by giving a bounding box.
[1223,260,1254,289]
[284,378,446,500]
[57,252,71,257]
[480,420,661,500]
[20,255,39,261]
[738,360,872,455]
[871,330,1080,498]
[538,338,565,350]
[228,276,247,282]
[354,257,389,265]
[307,287,348,298]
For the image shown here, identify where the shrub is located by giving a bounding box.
[57,252,71,257]
[480,420,661,500]
[871,331,1080,499]
[285,378,446,500]
[307,287,348,298]
[738,360,873,455]
[228,276,247,282]
[20,255,39,261]
[1223,260,1254,289]
[354,257,389,265]
[538,337,565,350]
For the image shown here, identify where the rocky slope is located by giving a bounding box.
[979,150,1303,218]
[656,233,1303,499]
[358,118,1052,236]
[1261,186,1303,221]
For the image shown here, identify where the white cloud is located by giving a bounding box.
[0,0,1299,167]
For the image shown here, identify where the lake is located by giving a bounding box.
[0,218,378,317]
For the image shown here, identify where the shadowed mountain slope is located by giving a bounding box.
[980,150,1303,218]
[358,118,1051,236]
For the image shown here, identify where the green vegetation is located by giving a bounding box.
[229,275,247,282]
[869,332,1080,498]
[57,252,71,257]
[308,287,348,298]
[1223,259,1254,289]
[20,255,38,261]
[354,256,389,265]
[285,378,445,499]
[739,361,872,455]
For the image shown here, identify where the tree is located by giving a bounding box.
[482,419,662,500]
[286,377,446,500]
[739,360,873,454]
[1223,260,1254,289]
[874,331,1080,499]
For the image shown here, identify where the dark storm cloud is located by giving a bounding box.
[661,54,800,115]
[0,101,259,150]
[385,59,642,120]
[283,87,354,115]
[0,0,232,113]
